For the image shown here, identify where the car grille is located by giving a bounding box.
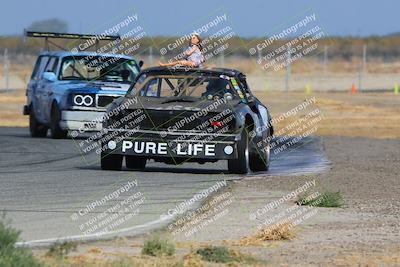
[97,95,120,108]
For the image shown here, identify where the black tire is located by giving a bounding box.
[29,107,48,138]
[250,140,270,172]
[228,130,250,174]
[50,103,68,139]
[101,152,123,170]
[125,156,146,170]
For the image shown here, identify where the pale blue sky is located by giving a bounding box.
[0,0,397,37]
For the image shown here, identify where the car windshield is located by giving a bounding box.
[129,73,244,100]
[59,56,140,82]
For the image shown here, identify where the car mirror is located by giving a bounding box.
[42,72,57,82]
[247,95,257,106]
[139,60,144,68]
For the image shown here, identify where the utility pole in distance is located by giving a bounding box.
[323,45,328,74]
[362,44,367,73]
[3,48,9,92]
[359,44,367,91]
[285,44,291,92]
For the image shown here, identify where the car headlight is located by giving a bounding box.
[72,94,95,107]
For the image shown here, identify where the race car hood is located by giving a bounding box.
[123,96,241,112]
[113,96,240,132]
[59,80,130,94]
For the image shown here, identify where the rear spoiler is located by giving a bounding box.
[24,30,120,40]
[24,30,120,51]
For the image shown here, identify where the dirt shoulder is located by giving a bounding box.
[165,135,400,266]
[228,136,400,266]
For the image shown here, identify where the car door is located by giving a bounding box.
[41,57,59,122]
[30,56,49,123]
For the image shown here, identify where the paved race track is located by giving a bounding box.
[0,127,329,246]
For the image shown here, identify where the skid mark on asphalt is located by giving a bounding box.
[248,136,330,178]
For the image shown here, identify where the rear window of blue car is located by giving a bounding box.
[31,56,59,80]
[44,57,59,73]
[31,56,49,80]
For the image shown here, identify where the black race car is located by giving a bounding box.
[100,67,273,174]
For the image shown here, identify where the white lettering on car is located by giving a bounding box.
[122,141,133,152]
[205,144,215,156]
[193,144,202,155]
[120,141,216,156]
[176,143,186,155]
[145,142,156,154]
[134,142,144,153]
[157,143,168,155]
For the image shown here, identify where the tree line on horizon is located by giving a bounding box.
[1,35,400,61]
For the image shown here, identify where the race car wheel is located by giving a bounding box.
[228,129,250,174]
[29,108,48,137]
[101,152,123,170]
[125,156,146,170]
[250,140,270,172]
[50,104,68,139]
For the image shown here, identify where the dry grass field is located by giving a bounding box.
[253,90,400,139]
[2,88,399,140]
[0,90,26,127]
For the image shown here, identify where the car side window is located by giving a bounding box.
[141,78,159,97]
[44,57,58,74]
[31,56,49,80]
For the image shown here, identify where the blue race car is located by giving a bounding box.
[23,31,143,138]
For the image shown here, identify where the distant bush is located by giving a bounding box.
[297,191,344,208]
[26,18,69,33]
[196,246,234,263]
[142,235,175,257]
[45,241,77,258]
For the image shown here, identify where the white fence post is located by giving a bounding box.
[149,46,153,66]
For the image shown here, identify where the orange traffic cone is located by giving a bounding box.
[351,83,357,95]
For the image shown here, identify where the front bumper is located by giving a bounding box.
[60,110,105,131]
[102,129,241,160]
